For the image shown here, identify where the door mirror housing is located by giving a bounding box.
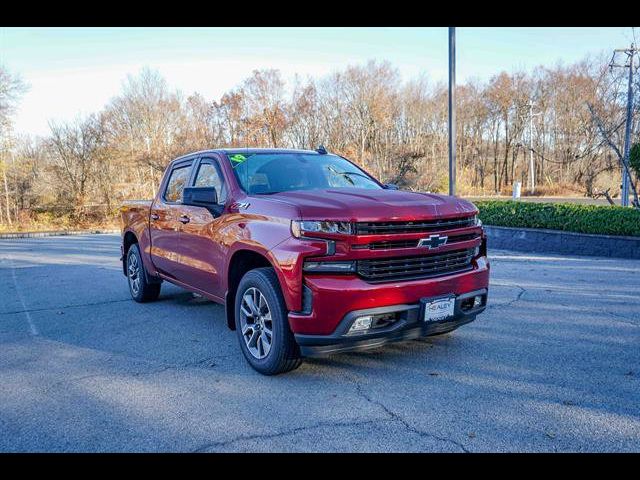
[182,187,222,215]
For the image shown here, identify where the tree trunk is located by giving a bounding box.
[3,162,12,225]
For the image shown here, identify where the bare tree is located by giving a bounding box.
[0,65,27,224]
[4,55,640,230]
[47,115,105,216]
[589,103,640,208]
[241,70,287,147]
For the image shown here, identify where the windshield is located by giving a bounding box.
[227,152,382,195]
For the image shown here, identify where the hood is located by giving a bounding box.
[268,188,477,222]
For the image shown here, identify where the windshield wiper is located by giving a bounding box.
[326,165,372,185]
[337,171,372,180]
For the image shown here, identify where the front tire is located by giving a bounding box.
[234,268,302,375]
[126,243,161,303]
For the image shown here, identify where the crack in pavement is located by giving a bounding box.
[353,381,470,453]
[489,283,638,327]
[39,354,236,393]
[191,418,393,452]
[190,377,472,453]
[486,284,527,310]
[599,310,640,328]
[129,355,236,377]
[0,298,132,317]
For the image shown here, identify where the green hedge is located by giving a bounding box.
[475,201,640,237]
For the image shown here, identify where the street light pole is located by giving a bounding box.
[525,102,541,194]
[448,27,456,196]
[529,104,534,193]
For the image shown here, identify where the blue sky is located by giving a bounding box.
[1,27,636,136]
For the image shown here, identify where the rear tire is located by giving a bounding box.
[234,267,302,375]
[126,243,161,303]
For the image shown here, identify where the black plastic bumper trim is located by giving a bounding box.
[294,288,487,357]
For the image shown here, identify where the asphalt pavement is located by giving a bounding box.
[0,234,638,452]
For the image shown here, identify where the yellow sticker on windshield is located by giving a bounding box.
[230,154,247,166]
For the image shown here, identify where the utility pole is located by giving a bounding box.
[448,26,456,196]
[610,44,638,207]
[524,102,542,194]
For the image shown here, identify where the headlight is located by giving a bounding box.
[291,220,353,238]
[473,215,482,227]
[303,261,356,273]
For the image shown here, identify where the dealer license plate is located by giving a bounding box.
[423,296,455,322]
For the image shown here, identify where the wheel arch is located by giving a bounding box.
[225,248,280,331]
[122,230,138,276]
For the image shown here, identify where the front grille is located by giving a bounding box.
[356,248,475,282]
[355,216,475,235]
[360,233,479,250]
[368,239,419,250]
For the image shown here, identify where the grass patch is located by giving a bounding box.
[0,211,118,234]
[475,201,640,237]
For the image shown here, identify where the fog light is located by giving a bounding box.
[473,295,483,308]
[348,315,373,333]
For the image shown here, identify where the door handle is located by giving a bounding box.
[150,213,159,220]
[179,215,190,224]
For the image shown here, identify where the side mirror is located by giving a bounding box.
[183,187,221,214]
[383,183,399,190]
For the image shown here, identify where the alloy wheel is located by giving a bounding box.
[239,287,273,359]
[128,251,141,296]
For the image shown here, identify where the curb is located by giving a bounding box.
[0,229,120,239]
[484,225,640,259]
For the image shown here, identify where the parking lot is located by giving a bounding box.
[0,234,638,452]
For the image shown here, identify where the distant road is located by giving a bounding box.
[465,196,619,206]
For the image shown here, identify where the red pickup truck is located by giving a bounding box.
[120,148,489,374]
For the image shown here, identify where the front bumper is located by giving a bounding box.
[288,256,489,336]
[295,288,487,356]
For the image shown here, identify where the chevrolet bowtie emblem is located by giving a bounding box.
[418,234,448,249]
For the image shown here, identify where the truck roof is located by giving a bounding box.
[218,148,322,155]
[170,148,324,165]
